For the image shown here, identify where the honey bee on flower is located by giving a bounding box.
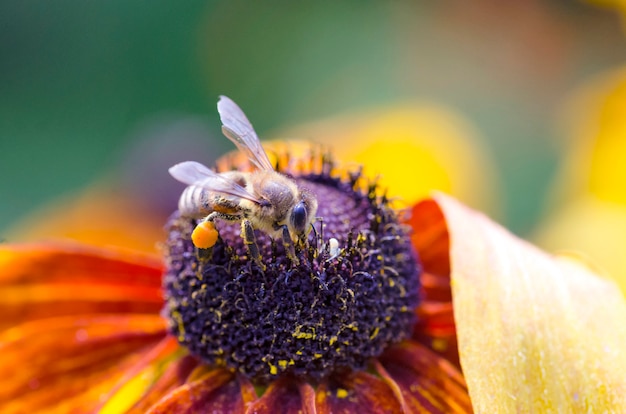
[168,96,318,266]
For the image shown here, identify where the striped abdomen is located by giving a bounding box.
[178,185,240,219]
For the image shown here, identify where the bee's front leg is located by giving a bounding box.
[280,225,300,266]
[241,219,266,271]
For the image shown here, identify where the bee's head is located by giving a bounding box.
[290,190,317,237]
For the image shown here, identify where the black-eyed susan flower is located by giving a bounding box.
[2,100,626,413]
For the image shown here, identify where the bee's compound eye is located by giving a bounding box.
[291,202,308,234]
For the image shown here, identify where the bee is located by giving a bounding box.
[169,96,318,267]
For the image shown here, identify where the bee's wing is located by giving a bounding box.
[169,161,262,204]
[218,95,275,171]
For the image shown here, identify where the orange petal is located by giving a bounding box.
[316,370,404,414]
[127,355,199,414]
[427,193,626,411]
[0,243,163,330]
[146,369,243,413]
[97,336,182,413]
[377,341,471,413]
[0,314,168,412]
[5,182,167,253]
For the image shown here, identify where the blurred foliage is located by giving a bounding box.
[1,0,625,237]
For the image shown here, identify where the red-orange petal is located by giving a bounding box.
[245,378,313,414]
[127,355,199,414]
[316,371,404,414]
[408,199,450,277]
[0,243,163,330]
[408,200,459,364]
[0,314,168,412]
[146,369,244,414]
[378,341,472,413]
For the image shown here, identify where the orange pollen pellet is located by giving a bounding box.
[191,221,219,248]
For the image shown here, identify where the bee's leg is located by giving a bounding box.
[192,211,240,252]
[241,219,266,271]
[281,225,300,266]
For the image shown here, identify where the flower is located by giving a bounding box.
[534,66,626,296]
[2,105,626,412]
[0,149,472,413]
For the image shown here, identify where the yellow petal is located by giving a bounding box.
[535,195,626,295]
[272,103,499,213]
[430,193,626,411]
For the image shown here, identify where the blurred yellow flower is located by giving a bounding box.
[536,66,626,294]
[273,102,500,215]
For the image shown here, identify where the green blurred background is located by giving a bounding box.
[1,1,625,236]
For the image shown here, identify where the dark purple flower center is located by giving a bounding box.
[163,157,421,384]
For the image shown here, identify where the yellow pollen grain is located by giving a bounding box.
[369,327,380,340]
[314,353,323,359]
[336,388,349,399]
[346,322,358,331]
[389,279,395,287]
[269,364,278,375]
[293,326,316,340]
[329,336,337,346]
[278,360,288,368]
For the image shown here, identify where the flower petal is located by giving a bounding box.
[535,196,626,294]
[97,336,183,413]
[315,370,404,414]
[0,243,163,330]
[427,193,626,411]
[246,378,315,414]
[408,199,458,364]
[0,314,167,412]
[124,355,199,413]
[377,341,471,413]
[146,369,243,414]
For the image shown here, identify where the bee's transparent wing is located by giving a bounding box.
[218,95,275,171]
[169,161,261,204]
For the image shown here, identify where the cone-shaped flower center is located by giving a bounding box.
[163,156,421,383]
